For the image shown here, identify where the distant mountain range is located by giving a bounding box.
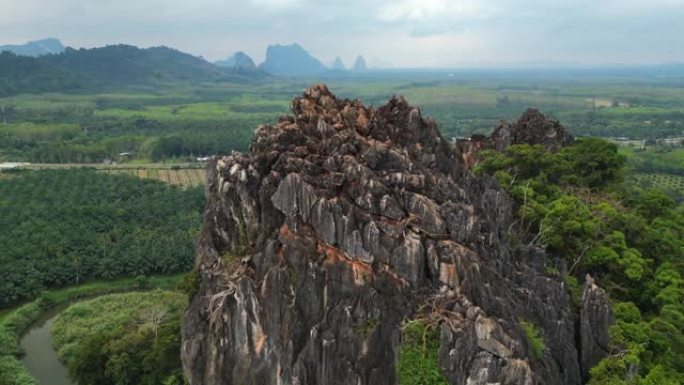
[0,44,266,96]
[1,38,370,83]
[0,38,65,57]
[256,43,368,77]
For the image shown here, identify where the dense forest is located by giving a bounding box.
[476,139,684,384]
[0,119,262,163]
[0,169,204,307]
[52,291,187,385]
[0,46,265,97]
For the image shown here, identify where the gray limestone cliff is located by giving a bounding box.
[181,85,612,385]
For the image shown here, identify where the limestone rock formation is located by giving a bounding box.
[259,44,327,77]
[0,38,65,57]
[215,51,257,71]
[580,275,614,380]
[331,57,346,71]
[487,108,573,151]
[353,55,367,71]
[181,85,609,385]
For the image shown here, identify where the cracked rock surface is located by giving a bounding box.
[181,85,610,385]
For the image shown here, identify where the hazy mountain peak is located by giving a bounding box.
[353,55,367,71]
[259,43,327,77]
[215,51,257,70]
[331,56,346,70]
[0,38,65,57]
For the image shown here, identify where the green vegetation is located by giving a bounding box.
[621,146,684,175]
[0,70,683,384]
[0,275,182,385]
[477,139,684,383]
[0,169,203,307]
[397,320,449,385]
[0,356,37,385]
[519,320,545,359]
[621,146,684,201]
[2,74,683,164]
[0,45,262,97]
[176,269,201,301]
[52,291,187,385]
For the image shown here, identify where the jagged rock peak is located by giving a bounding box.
[248,84,455,178]
[488,108,573,151]
[182,85,608,385]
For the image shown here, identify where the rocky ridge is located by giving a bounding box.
[181,85,611,385]
[487,108,574,151]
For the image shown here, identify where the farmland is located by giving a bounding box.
[3,163,207,187]
[0,169,203,307]
[102,168,206,187]
[102,168,205,187]
[2,73,683,198]
[1,73,683,165]
[631,172,684,194]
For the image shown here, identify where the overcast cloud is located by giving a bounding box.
[1,0,683,67]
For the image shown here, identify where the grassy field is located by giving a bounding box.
[102,168,206,187]
[4,163,208,187]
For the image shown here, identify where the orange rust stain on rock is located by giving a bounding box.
[318,242,372,279]
[254,333,267,356]
[279,224,294,240]
[377,263,409,288]
[439,263,457,287]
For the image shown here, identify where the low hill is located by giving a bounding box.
[0,45,264,96]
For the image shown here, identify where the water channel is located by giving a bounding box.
[19,312,74,385]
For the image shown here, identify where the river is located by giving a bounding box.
[20,312,74,385]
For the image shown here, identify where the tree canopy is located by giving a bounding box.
[477,139,684,383]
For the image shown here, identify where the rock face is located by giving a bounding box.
[580,275,614,380]
[182,85,609,385]
[487,108,573,151]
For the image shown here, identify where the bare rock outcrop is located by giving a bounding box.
[181,85,608,385]
[580,275,614,380]
[487,108,574,151]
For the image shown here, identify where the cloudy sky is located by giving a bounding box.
[1,0,683,67]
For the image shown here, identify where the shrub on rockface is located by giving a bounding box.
[397,320,449,385]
